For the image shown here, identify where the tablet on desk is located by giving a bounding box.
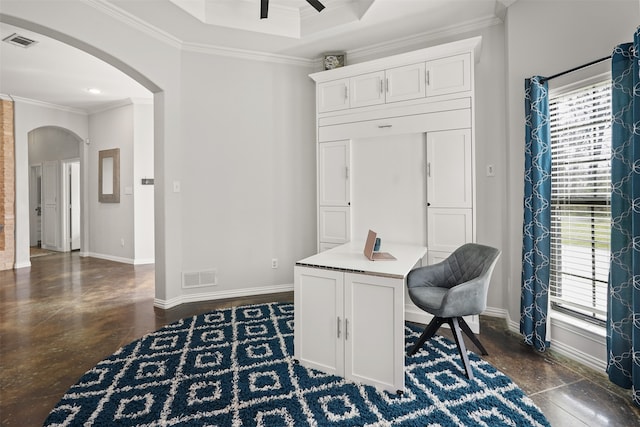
[363,230,396,261]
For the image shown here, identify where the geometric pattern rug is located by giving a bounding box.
[44,302,551,426]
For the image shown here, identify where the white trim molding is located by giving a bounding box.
[154,284,295,309]
[483,305,608,373]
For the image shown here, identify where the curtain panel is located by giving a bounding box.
[521,76,551,352]
[608,27,640,406]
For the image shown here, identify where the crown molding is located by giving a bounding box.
[346,15,502,64]
[86,97,153,115]
[85,0,183,49]
[5,95,88,115]
[182,42,314,67]
[84,0,501,67]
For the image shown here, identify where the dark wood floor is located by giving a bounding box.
[1,251,639,426]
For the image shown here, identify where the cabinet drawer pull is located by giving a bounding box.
[378,124,392,129]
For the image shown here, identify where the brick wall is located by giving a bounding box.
[0,99,15,270]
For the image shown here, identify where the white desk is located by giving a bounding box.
[293,241,427,394]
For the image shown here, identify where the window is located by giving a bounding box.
[549,78,612,325]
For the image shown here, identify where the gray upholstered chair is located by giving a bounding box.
[407,243,500,379]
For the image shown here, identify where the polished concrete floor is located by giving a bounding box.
[1,251,639,426]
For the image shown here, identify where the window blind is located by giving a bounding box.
[549,80,611,323]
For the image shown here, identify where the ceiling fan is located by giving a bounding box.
[260,0,325,19]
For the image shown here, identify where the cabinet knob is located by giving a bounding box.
[427,202,431,207]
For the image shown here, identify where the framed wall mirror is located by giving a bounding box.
[99,148,120,203]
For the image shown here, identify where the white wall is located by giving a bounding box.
[28,126,80,164]
[133,102,155,264]
[11,98,88,268]
[178,52,316,302]
[88,103,135,262]
[505,0,639,368]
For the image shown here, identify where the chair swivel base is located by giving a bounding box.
[409,316,488,380]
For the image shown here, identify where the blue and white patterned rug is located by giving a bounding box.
[44,302,550,426]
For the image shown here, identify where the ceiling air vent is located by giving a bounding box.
[3,33,38,48]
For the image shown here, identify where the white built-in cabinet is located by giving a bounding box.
[426,129,473,260]
[317,53,470,114]
[310,36,481,326]
[318,140,350,250]
[294,265,404,392]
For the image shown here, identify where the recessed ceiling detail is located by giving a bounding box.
[2,33,38,48]
[169,0,375,39]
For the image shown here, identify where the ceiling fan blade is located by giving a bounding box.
[306,0,325,13]
[260,0,269,19]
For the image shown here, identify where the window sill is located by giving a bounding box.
[549,310,606,339]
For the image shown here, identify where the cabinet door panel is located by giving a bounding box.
[344,273,404,393]
[426,129,472,208]
[318,79,350,113]
[319,206,350,243]
[426,53,471,97]
[427,208,472,253]
[385,63,425,103]
[350,71,385,108]
[294,267,344,375]
[318,141,350,206]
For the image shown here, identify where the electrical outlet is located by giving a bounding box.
[271,258,278,269]
[120,238,125,247]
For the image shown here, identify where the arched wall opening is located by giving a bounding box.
[0,14,167,299]
[28,125,82,253]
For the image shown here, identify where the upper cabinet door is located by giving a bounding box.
[426,53,471,98]
[426,129,472,208]
[385,63,425,103]
[349,71,385,108]
[318,140,350,206]
[318,78,350,113]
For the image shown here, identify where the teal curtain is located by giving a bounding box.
[608,27,640,406]
[521,76,551,352]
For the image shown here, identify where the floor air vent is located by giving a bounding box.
[183,270,217,288]
[3,33,38,48]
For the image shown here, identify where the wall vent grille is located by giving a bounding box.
[2,33,38,48]
[182,270,217,288]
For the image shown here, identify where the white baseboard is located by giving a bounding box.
[154,284,295,309]
[133,258,155,265]
[14,261,31,269]
[82,252,153,265]
[483,305,607,373]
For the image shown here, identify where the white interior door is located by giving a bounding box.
[69,161,81,250]
[42,160,59,250]
[29,165,42,247]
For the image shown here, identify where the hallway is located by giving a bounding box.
[1,252,638,426]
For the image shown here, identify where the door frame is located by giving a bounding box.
[61,158,81,252]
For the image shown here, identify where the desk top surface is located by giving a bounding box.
[295,241,427,279]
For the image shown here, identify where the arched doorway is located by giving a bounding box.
[28,126,82,253]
